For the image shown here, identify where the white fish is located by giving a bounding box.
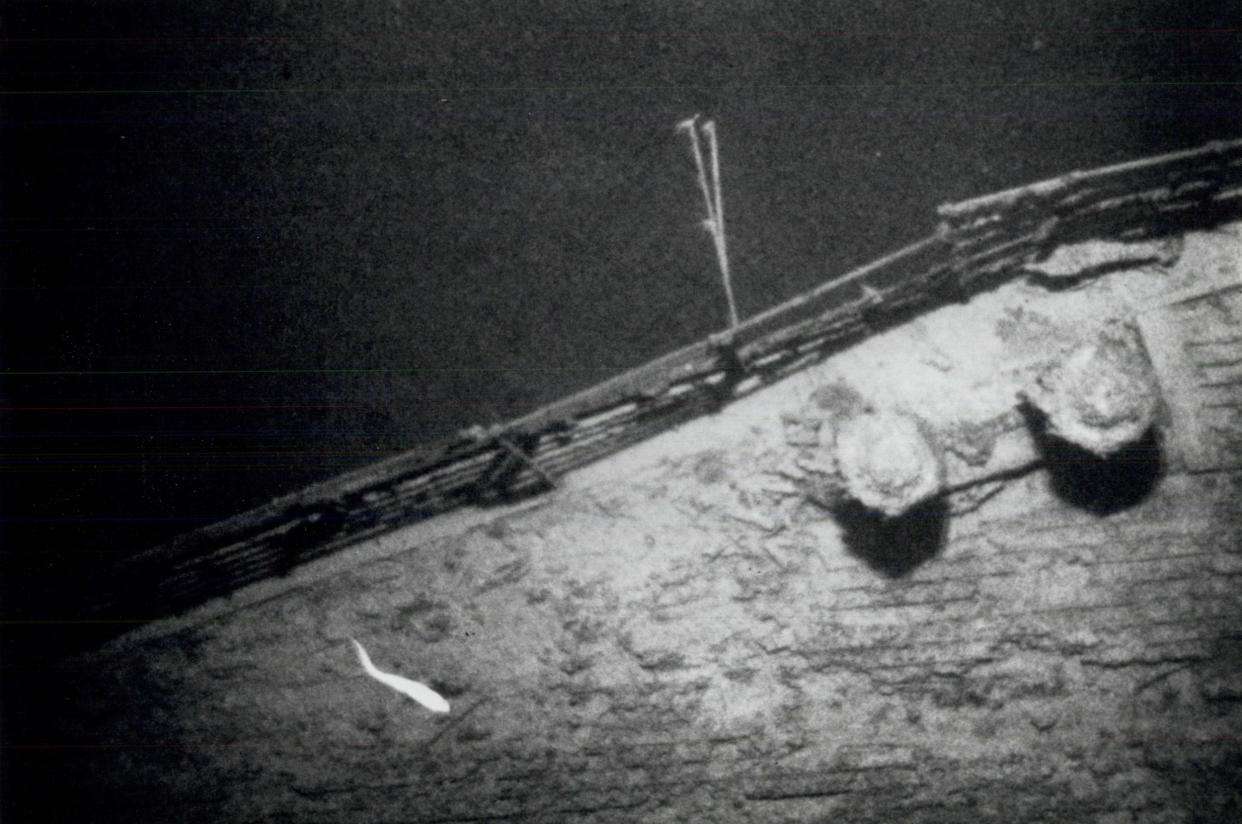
[350,638,450,713]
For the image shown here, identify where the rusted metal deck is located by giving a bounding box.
[56,136,1242,632]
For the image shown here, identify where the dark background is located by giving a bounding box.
[1,1,1239,616]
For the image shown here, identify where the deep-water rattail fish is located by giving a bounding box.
[350,637,450,713]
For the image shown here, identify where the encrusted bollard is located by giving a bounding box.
[1023,322,1160,456]
[835,411,945,517]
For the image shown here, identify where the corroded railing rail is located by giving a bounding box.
[69,137,1242,629]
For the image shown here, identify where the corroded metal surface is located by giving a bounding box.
[21,400,1242,822]
[10,210,1242,823]
[1138,279,1242,472]
[53,137,1242,633]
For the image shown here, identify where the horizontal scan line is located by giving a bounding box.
[3,80,1239,96]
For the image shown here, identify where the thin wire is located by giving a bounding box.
[676,115,715,233]
[701,119,738,328]
[677,115,739,330]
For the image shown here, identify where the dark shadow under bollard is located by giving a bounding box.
[835,497,950,578]
[1041,427,1164,515]
[1021,403,1164,515]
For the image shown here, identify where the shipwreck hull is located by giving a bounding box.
[6,143,1242,822]
[34,136,1242,635]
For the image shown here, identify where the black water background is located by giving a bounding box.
[2,2,1240,617]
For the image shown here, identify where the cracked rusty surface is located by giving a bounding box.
[12,225,1242,822]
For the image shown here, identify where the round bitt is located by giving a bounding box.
[1026,324,1160,457]
[835,411,944,517]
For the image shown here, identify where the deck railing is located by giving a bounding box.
[66,136,1242,630]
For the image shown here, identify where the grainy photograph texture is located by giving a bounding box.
[2,2,1240,822]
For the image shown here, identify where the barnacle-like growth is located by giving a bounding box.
[1024,323,1160,456]
[835,411,944,517]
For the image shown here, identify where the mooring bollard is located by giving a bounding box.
[1023,322,1161,456]
[835,410,945,517]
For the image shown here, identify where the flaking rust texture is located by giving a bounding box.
[34,224,1242,822]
